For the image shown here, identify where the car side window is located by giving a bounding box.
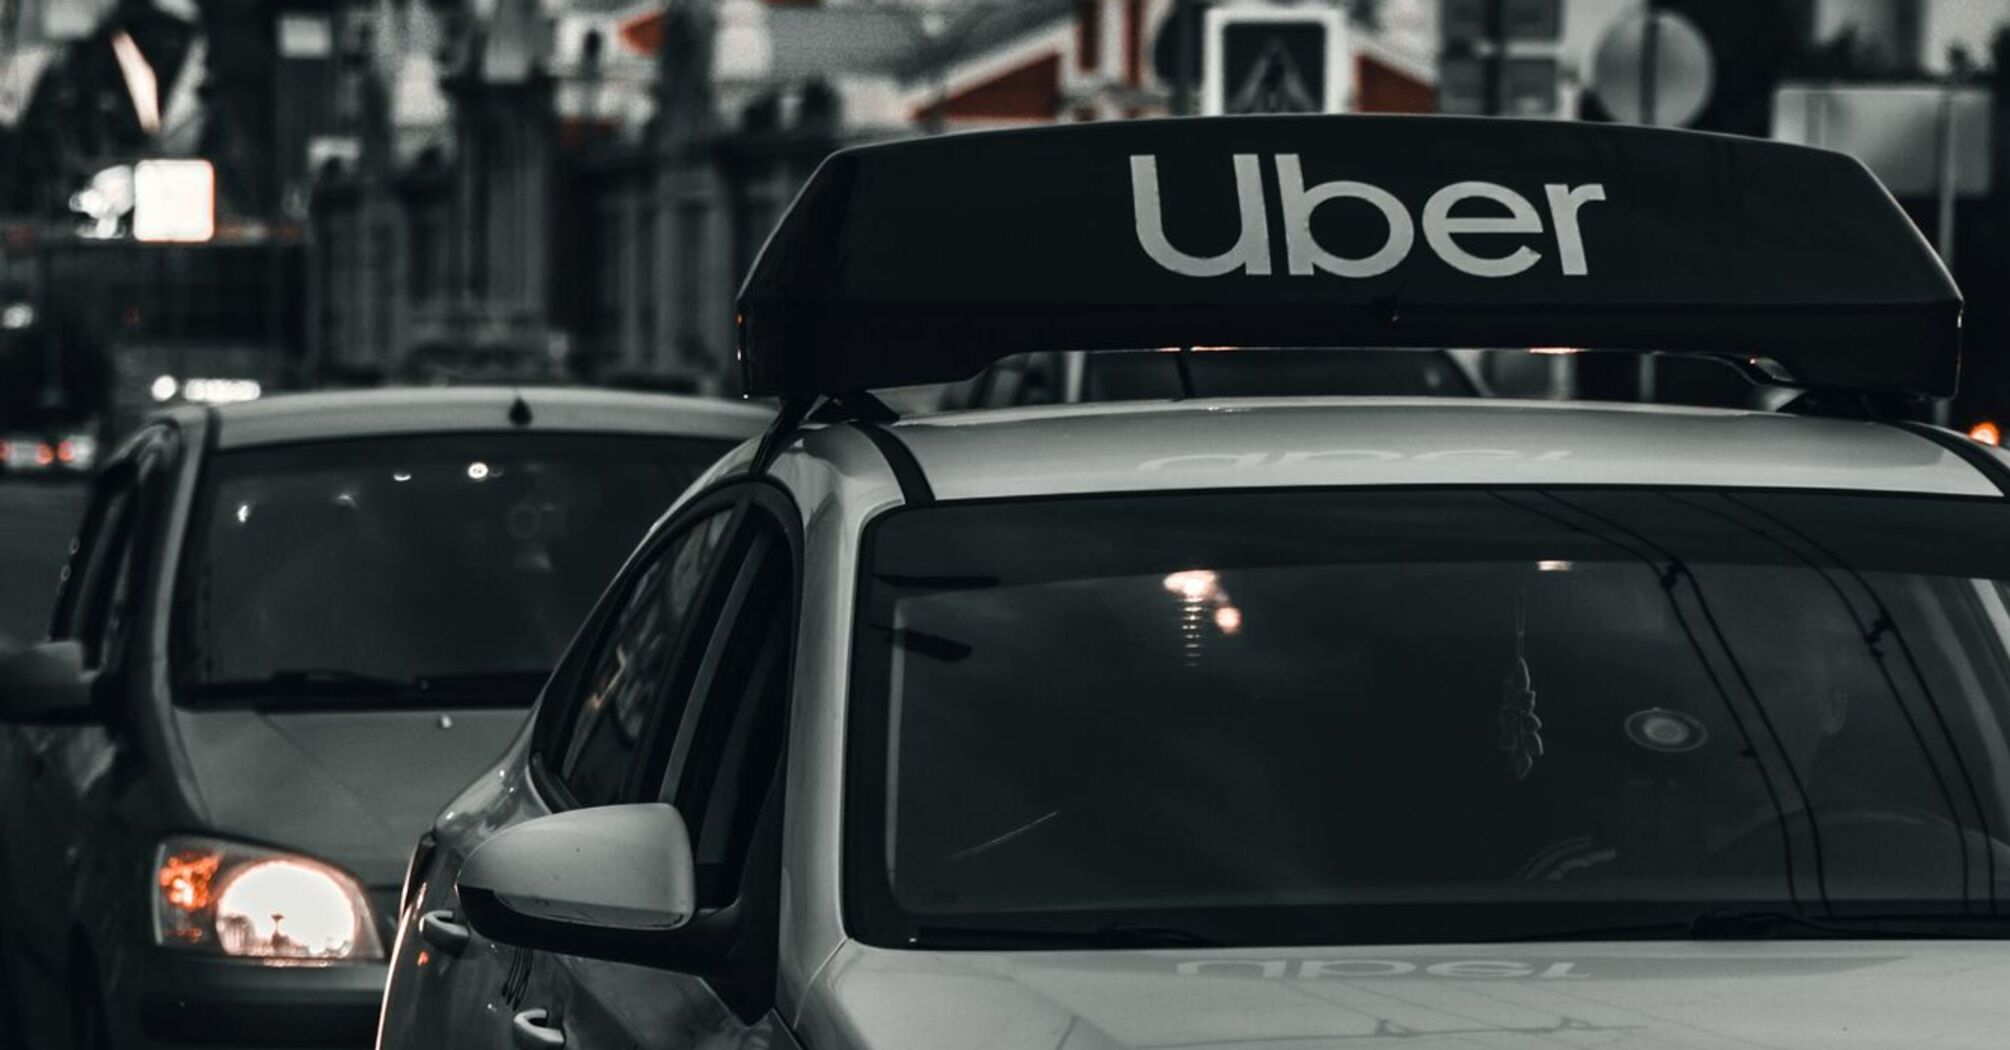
[96,434,177,670]
[657,520,794,907]
[59,477,136,658]
[90,501,143,669]
[558,509,733,807]
[58,431,172,669]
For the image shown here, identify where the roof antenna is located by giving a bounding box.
[1173,346,1197,400]
[508,390,533,427]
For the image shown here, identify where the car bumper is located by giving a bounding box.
[139,953,385,1048]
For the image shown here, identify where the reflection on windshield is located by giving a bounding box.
[850,489,2010,946]
[177,433,729,707]
[946,348,1482,409]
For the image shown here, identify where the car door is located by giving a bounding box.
[0,426,174,1030]
[515,486,798,1050]
[388,486,747,1050]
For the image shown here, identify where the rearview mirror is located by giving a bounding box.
[0,640,94,723]
[458,803,698,962]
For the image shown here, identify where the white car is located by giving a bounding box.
[0,386,768,1050]
[378,117,2010,1050]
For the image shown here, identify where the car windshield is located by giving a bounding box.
[948,348,1482,410]
[177,432,730,707]
[849,488,2010,947]
[1083,348,1477,400]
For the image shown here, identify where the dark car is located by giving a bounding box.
[0,386,768,1049]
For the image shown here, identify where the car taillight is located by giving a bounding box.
[34,443,54,466]
[55,439,75,463]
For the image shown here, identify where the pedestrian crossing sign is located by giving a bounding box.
[1203,4,1349,116]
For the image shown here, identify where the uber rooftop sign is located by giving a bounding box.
[738,116,1961,399]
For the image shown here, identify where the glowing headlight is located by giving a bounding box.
[153,836,384,962]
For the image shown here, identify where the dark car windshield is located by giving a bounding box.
[849,488,2010,947]
[950,348,1478,409]
[177,432,731,707]
[1083,348,1477,400]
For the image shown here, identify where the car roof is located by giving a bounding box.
[205,386,773,450]
[874,398,2004,501]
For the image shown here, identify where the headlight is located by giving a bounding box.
[153,836,384,962]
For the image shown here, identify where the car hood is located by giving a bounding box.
[809,939,2010,1050]
[170,705,526,886]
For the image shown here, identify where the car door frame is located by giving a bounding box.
[0,421,182,1041]
[389,477,755,1050]
[409,477,799,1050]
[526,478,783,809]
[522,478,802,1050]
[627,481,799,803]
[0,434,144,985]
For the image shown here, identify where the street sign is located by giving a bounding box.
[1203,5,1349,116]
[1438,54,1485,114]
[1498,56,1560,116]
[1437,0,1563,117]
[1441,0,1563,45]
[1439,55,1559,116]
[132,160,215,243]
[277,13,333,59]
[1588,7,1715,127]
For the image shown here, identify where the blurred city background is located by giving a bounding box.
[6,0,2010,639]
[4,0,2008,418]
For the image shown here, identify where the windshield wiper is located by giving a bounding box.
[186,669,545,704]
[188,669,407,698]
[912,922,1220,950]
[1508,908,2010,942]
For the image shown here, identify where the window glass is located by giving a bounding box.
[562,510,733,807]
[1082,347,1477,399]
[64,431,173,667]
[665,532,791,905]
[92,435,178,668]
[850,489,2010,947]
[92,508,143,668]
[956,348,1480,408]
[68,484,136,667]
[176,433,730,707]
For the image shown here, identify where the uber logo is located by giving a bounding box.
[1173,958,1588,979]
[1130,154,1605,279]
[1137,448,1574,472]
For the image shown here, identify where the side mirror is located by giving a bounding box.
[0,640,94,723]
[458,803,700,965]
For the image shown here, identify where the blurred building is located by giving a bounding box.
[0,0,315,435]
[301,0,1451,393]
[13,0,2010,404]
[0,0,1437,396]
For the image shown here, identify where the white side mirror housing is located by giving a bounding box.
[458,803,696,946]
